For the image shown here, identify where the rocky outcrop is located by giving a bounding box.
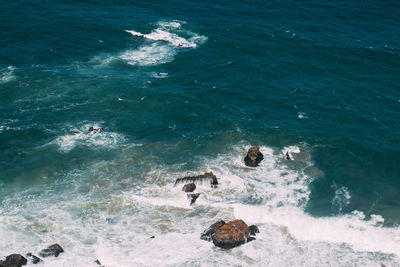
[0,254,27,267]
[187,193,200,205]
[39,244,64,258]
[212,219,250,249]
[175,172,218,188]
[200,220,225,241]
[244,146,264,167]
[26,253,42,264]
[182,183,196,192]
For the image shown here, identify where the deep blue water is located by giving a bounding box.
[1,0,400,265]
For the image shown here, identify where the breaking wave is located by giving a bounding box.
[49,123,127,153]
[93,20,207,67]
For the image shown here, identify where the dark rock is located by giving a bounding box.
[249,225,260,236]
[182,183,196,192]
[89,127,104,134]
[244,146,264,167]
[212,219,250,249]
[286,151,292,160]
[200,220,225,241]
[94,259,102,265]
[39,244,64,258]
[26,253,42,264]
[187,193,200,205]
[175,172,218,188]
[150,236,155,239]
[0,254,27,267]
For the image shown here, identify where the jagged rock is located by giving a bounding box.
[0,254,27,267]
[94,259,105,267]
[187,193,200,205]
[39,244,64,258]
[249,225,260,236]
[182,183,196,192]
[286,151,292,160]
[175,172,218,188]
[26,253,42,264]
[88,127,104,134]
[244,146,264,167]
[212,219,250,249]
[200,220,225,241]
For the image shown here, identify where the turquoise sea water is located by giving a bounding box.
[1,1,400,266]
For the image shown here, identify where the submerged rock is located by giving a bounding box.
[244,146,263,167]
[212,219,250,249]
[0,254,27,267]
[182,183,196,192]
[175,172,218,188]
[187,193,200,205]
[39,244,64,258]
[26,253,42,264]
[200,220,225,241]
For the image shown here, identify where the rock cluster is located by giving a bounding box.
[175,172,219,205]
[1,244,64,267]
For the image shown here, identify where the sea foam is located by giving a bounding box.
[0,66,16,83]
[50,123,126,153]
[1,143,399,266]
[93,20,207,68]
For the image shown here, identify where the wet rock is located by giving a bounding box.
[39,244,64,258]
[244,146,264,167]
[182,183,196,192]
[0,254,27,267]
[212,219,250,249]
[286,151,292,160]
[187,193,200,205]
[88,127,104,134]
[150,235,155,239]
[249,225,260,236]
[201,220,225,241]
[26,253,42,264]
[175,172,218,188]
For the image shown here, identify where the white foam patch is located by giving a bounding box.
[119,43,176,66]
[0,66,16,83]
[92,20,206,68]
[298,112,308,119]
[125,20,206,49]
[234,205,400,255]
[150,72,168,78]
[50,123,126,152]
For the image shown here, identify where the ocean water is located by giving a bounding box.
[1,0,400,266]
